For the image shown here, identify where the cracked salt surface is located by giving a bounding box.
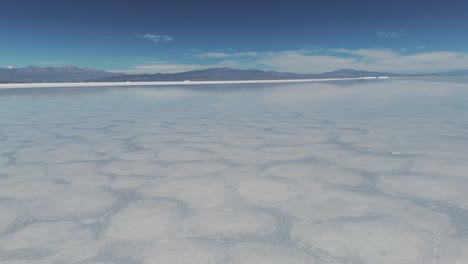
[1,78,468,263]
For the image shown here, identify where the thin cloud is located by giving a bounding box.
[119,48,468,74]
[113,60,246,74]
[377,30,406,39]
[196,52,229,59]
[140,33,174,43]
[330,48,397,60]
[32,61,64,66]
[196,52,259,59]
[258,49,468,73]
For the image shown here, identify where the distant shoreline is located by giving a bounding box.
[0,77,390,89]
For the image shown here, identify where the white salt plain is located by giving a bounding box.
[0,77,377,90]
[0,78,468,263]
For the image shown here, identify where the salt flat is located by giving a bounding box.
[0,78,468,263]
[0,77,382,89]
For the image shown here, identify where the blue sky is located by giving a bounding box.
[1,0,468,73]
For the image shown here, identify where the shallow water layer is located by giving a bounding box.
[1,78,468,264]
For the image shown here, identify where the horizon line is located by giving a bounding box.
[0,76,398,90]
[1,65,449,76]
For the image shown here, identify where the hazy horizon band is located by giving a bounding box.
[0,77,389,89]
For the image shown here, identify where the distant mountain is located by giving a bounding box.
[91,67,309,82]
[0,65,122,83]
[316,68,413,78]
[1,66,437,84]
[91,67,418,82]
[440,70,468,76]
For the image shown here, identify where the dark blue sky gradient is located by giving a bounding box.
[1,0,467,72]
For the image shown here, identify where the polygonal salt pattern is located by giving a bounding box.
[1,79,468,263]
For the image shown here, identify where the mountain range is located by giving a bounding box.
[0,66,121,83]
[0,65,455,83]
[90,68,421,82]
[440,70,468,76]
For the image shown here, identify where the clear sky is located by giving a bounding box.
[1,0,468,73]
